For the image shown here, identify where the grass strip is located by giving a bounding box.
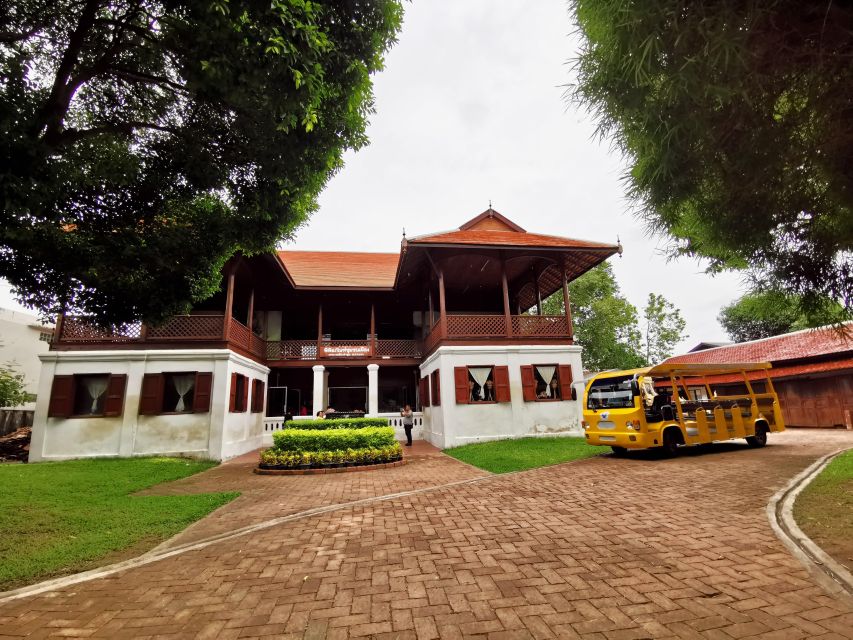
[794,449,853,571]
[0,457,237,590]
[445,436,602,473]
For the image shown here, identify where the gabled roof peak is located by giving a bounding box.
[459,208,526,233]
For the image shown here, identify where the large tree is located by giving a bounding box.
[719,290,846,342]
[643,293,686,365]
[543,263,646,371]
[0,0,402,325]
[570,1,853,323]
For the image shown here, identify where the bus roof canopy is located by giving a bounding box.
[646,362,772,378]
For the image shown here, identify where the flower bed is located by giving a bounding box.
[258,419,403,471]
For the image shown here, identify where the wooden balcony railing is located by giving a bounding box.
[422,314,572,355]
[266,339,421,361]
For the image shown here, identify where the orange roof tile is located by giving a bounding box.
[407,229,617,250]
[666,323,853,377]
[277,251,399,288]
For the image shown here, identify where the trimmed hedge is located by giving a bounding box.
[272,426,396,452]
[284,417,390,430]
[259,444,403,468]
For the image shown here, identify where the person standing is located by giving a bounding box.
[400,404,414,446]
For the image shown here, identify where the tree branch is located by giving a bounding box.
[57,121,181,145]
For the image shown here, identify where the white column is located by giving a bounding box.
[312,365,325,416]
[367,364,379,416]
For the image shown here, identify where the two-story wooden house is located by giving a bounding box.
[30,209,620,460]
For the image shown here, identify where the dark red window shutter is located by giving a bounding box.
[431,370,441,406]
[229,372,238,412]
[103,374,127,416]
[420,376,430,407]
[494,366,511,403]
[48,375,74,418]
[139,374,164,415]
[194,372,212,413]
[454,367,469,404]
[251,379,265,413]
[241,375,249,412]
[558,365,574,401]
[521,365,537,402]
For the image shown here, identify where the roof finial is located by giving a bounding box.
[616,234,623,257]
[402,227,406,239]
[488,199,492,210]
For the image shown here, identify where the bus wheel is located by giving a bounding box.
[611,446,628,457]
[746,424,768,448]
[661,428,682,457]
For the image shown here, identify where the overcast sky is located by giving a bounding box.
[1,0,746,353]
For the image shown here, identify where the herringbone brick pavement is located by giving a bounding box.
[1,431,851,639]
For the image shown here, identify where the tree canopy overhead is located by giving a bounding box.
[570,1,852,323]
[0,0,403,325]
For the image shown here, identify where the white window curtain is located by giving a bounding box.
[535,365,557,397]
[468,367,493,400]
[173,374,195,412]
[84,377,109,413]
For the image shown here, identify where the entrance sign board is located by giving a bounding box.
[320,344,371,358]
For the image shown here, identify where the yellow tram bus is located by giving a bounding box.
[582,363,785,456]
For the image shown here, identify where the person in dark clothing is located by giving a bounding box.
[400,404,414,446]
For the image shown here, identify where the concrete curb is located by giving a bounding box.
[767,446,853,606]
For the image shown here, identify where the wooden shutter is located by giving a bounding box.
[520,365,537,402]
[454,367,469,404]
[241,375,249,412]
[229,372,238,412]
[48,375,74,418]
[139,373,164,415]
[103,374,127,416]
[194,372,212,413]
[494,366,511,403]
[431,370,441,406]
[252,379,265,413]
[559,365,574,401]
[420,376,430,407]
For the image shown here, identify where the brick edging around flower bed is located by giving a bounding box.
[253,459,407,476]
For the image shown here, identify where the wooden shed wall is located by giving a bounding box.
[774,374,853,428]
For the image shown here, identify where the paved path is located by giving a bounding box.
[2,431,852,639]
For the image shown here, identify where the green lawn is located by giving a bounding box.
[445,436,603,473]
[794,449,853,571]
[0,457,238,591]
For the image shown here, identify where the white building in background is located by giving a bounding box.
[0,308,54,397]
[30,208,621,461]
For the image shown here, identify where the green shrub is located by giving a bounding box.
[284,417,390,430]
[258,443,403,468]
[272,426,396,452]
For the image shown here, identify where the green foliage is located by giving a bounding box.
[570,1,853,323]
[445,437,601,474]
[272,426,396,453]
[544,263,646,371]
[643,293,687,364]
[0,457,236,590]
[0,365,28,407]
[283,417,389,430]
[718,290,848,343]
[0,0,403,325]
[259,443,402,468]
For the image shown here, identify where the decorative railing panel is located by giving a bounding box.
[267,340,318,360]
[375,339,421,358]
[511,315,569,337]
[59,317,142,343]
[446,314,507,337]
[147,314,224,339]
[228,319,252,352]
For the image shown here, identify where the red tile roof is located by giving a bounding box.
[277,251,399,288]
[666,324,853,365]
[664,324,853,379]
[407,229,617,250]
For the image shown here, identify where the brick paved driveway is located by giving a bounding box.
[1,431,852,639]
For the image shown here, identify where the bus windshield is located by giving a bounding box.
[587,375,637,410]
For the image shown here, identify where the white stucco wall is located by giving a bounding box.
[419,345,585,449]
[29,349,268,462]
[0,308,53,397]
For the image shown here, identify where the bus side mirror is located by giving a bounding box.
[571,388,577,401]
